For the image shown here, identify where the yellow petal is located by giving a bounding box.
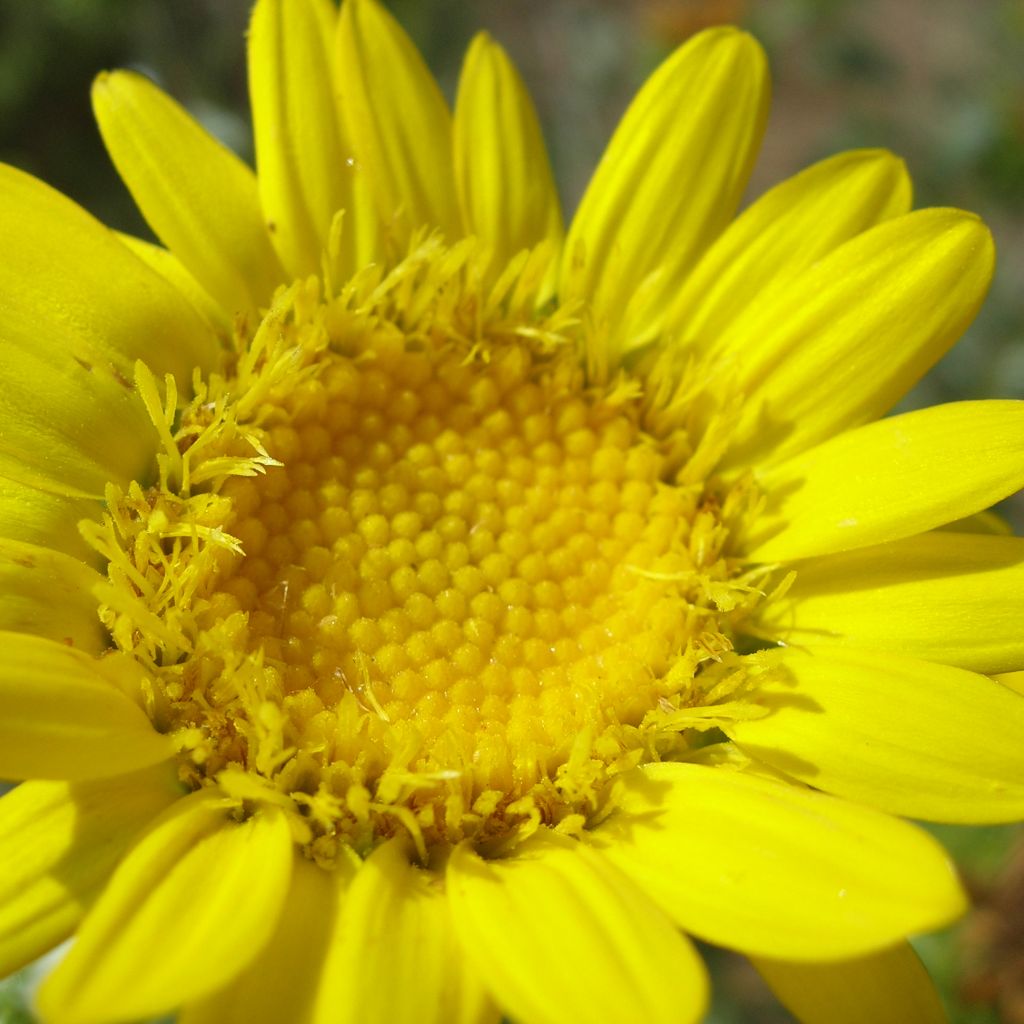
[448,831,708,1024]
[942,508,1013,534]
[37,798,293,1024]
[92,70,284,315]
[0,320,151,499]
[315,839,496,1024]
[249,0,357,279]
[0,476,98,563]
[716,209,994,469]
[117,232,229,334]
[0,162,217,381]
[180,856,335,1024]
[754,943,946,1024]
[995,671,1024,696]
[727,646,1024,823]
[0,631,172,781]
[748,400,1024,562]
[337,0,460,246]
[309,0,340,54]
[0,163,217,497]
[0,539,105,654]
[562,27,768,354]
[667,149,911,348]
[592,761,965,960]
[454,33,563,266]
[305,0,383,270]
[755,532,1024,673]
[0,763,181,977]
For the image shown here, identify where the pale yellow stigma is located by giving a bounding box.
[87,239,766,861]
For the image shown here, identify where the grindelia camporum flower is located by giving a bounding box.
[2,1,1024,1022]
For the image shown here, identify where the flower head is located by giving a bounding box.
[2,1,1024,1022]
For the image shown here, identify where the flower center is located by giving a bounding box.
[90,241,762,860]
[217,337,697,782]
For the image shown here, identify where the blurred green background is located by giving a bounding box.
[0,0,1022,1021]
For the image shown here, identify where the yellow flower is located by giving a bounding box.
[2,1,1024,1022]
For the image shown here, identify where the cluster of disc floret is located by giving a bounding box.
[86,238,769,864]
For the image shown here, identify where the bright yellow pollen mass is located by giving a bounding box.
[89,241,758,859]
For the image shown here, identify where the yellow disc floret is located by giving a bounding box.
[86,238,768,862]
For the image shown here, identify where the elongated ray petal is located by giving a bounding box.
[0,163,217,496]
[92,71,283,315]
[718,209,994,468]
[0,539,105,654]
[249,0,356,278]
[748,400,1024,562]
[727,646,1024,822]
[181,856,336,1024]
[455,33,563,267]
[592,762,965,960]
[315,840,497,1024]
[0,764,181,978]
[0,476,98,563]
[0,632,172,781]
[753,943,946,1024]
[448,832,708,1024]
[562,27,768,355]
[755,532,1024,672]
[666,149,911,348]
[117,233,229,334]
[0,163,217,380]
[0,323,151,499]
[37,798,293,1024]
[337,0,461,246]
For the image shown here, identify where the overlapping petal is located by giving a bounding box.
[562,27,768,354]
[666,148,912,348]
[0,539,105,654]
[0,164,216,497]
[592,762,964,960]
[754,943,946,1024]
[716,209,994,468]
[37,798,292,1024]
[996,671,1024,696]
[92,70,284,315]
[448,832,707,1024]
[182,856,336,1024]
[337,0,461,247]
[117,233,229,334]
[0,764,180,978]
[315,840,496,1024]
[0,476,98,563]
[748,400,1024,562]
[727,647,1024,822]
[0,632,172,781]
[249,0,356,279]
[755,532,1024,672]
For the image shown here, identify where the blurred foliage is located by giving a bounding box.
[1,0,1023,1021]
[0,958,42,1024]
